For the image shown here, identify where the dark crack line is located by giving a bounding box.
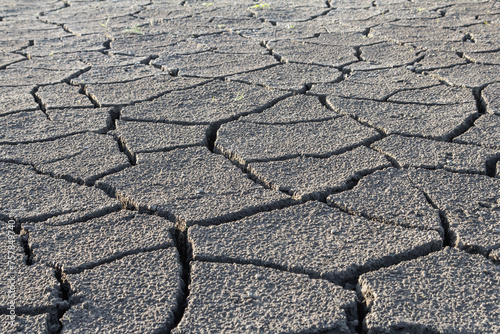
[0,108,39,118]
[30,85,51,120]
[0,56,29,70]
[52,267,70,334]
[169,227,190,333]
[37,17,79,37]
[321,96,387,138]
[74,84,101,108]
[447,112,482,142]
[62,66,92,85]
[20,226,33,265]
[369,142,402,169]
[405,174,451,247]
[249,161,391,202]
[408,174,498,257]
[0,130,99,146]
[83,77,214,109]
[192,233,440,290]
[133,143,205,155]
[48,244,174,275]
[114,134,136,167]
[205,91,295,152]
[167,61,283,81]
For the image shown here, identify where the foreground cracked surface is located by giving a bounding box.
[0,0,499,333]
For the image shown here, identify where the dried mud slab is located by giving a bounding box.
[328,168,443,233]
[28,211,175,273]
[240,94,339,124]
[63,249,183,333]
[359,42,421,68]
[359,248,500,334]
[110,34,206,57]
[454,114,500,150]
[152,52,278,78]
[189,32,266,55]
[35,83,94,109]
[247,3,328,23]
[0,52,25,68]
[84,75,207,106]
[112,120,207,153]
[1,314,51,334]
[0,132,129,185]
[430,63,500,88]
[0,86,38,116]
[0,162,120,223]
[268,39,357,67]
[0,228,61,315]
[372,135,499,174]
[216,116,380,162]
[9,54,88,71]
[120,80,284,123]
[189,201,441,285]
[328,96,477,140]
[483,82,500,115]
[229,62,342,91]
[97,147,291,227]
[173,261,357,333]
[370,24,464,52]
[71,64,162,85]
[23,35,107,57]
[248,146,390,200]
[408,168,500,254]
[0,67,77,87]
[414,51,468,73]
[311,67,441,99]
[0,109,112,144]
[386,85,474,105]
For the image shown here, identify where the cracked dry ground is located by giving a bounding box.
[0,0,499,334]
